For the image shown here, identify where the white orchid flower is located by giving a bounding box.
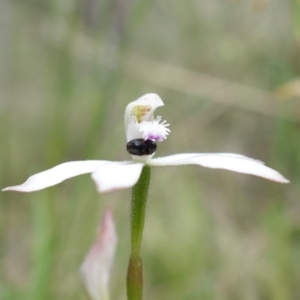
[2,93,289,194]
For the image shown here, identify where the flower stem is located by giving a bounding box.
[127,166,151,300]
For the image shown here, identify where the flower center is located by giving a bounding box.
[124,94,170,162]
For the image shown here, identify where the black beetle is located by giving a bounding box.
[126,139,157,156]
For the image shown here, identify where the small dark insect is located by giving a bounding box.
[126,139,157,156]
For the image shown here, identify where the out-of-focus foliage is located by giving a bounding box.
[1,0,299,299]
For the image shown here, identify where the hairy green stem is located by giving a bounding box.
[127,166,151,300]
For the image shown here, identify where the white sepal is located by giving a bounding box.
[150,153,289,183]
[2,161,108,192]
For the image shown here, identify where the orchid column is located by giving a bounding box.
[124,94,170,300]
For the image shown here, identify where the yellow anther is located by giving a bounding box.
[132,105,152,122]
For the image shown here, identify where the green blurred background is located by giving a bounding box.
[1,0,300,299]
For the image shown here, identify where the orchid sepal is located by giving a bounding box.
[149,153,289,183]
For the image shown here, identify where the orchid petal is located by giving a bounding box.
[126,118,144,142]
[150,153,289,183]
[124,93,164,129]
[2,161,109,192]
[80,208,117,300]
[92,162,144,193]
